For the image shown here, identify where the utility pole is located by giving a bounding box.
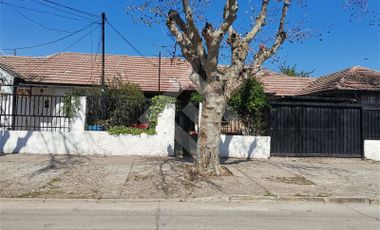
[100,12,106,120]
[158,52,161,94]
[101,12,106,88]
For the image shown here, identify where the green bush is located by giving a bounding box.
[108,95,175,136]
[228,78,269,135]
[190,91,203,104]
[108,126,156,136]
[95,78,147,128]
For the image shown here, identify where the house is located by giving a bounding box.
[0,53,193,131]
[1,52,379,159]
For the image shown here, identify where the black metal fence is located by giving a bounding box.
[270,101,380,157]
[0,94,71,131]
[221,109,269,136]
[221,117,256,135]
[86,96,151,131]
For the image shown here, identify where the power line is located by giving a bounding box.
[0,1,93,23]
[22,24,99,71]
[39,0,98,19]
[9,4,74,33]
[106,20,157,67]
[60,25,100,53]
[28,0,96,22]
[1,21,100,50]
[90,26,103,80]
[22,23,101,68]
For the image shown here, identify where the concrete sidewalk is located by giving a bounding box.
[0,154,379,203]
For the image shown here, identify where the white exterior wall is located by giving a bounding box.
[219,135,270,159]
[0,105,175,156]
[0,69,14,128]
[31,87,73,96]
[0,68,14,94]
[364,140,380,161]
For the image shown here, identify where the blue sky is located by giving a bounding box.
[0,0,379,77]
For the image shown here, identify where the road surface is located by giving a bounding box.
[1,199,379,230]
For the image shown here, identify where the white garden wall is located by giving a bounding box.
[364,140,380,161]
[0,105,175,156]
[219,135,270,159]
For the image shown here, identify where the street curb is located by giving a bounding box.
[1,196,379,205]
[228,195,380,205]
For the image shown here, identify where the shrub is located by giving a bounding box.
[228,78,269,135]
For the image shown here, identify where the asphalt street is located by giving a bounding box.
[0,199,379,230]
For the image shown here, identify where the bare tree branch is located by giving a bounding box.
[219,0,238,36]
[254,0,291,66]
[166,12,193,60]
[243,0,270,43]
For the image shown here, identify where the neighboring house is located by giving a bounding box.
[259,67,380,158]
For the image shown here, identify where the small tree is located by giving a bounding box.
[228,78,269,135]
[279,64,314,77]
[105,78,146,128]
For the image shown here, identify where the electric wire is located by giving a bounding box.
[27,0,97,22]
[0,21,100,50]
[9,4,74,33]
[0,1,94,22]
[22,23,101,69]
[39,0,98,19]
[106,20,157,67]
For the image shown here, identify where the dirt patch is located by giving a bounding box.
[1,155,379,199]
[267,176,315,185]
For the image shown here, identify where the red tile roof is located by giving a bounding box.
[0,52,194,93]
[1,53,379,96]
[299,66,380,95]
[257,71,316,96]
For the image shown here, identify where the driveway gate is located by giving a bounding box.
[270,102,363,157]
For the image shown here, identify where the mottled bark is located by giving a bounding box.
[196,94,226,175]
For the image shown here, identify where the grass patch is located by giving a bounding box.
[264,191,276,197]
[17,177,63,198]
[47,177,62,185]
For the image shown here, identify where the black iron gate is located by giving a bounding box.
[270,102,363,157]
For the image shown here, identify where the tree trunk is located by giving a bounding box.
[196,95,226,175]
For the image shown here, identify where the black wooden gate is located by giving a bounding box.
[270,102,363,157]
[363,106,380,140]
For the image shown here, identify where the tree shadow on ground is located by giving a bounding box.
[29,154,89,177]
[220,157,252,165]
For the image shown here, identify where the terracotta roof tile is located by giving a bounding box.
[299,66,380,95]
[0,52,194,93]
[1,53,379,96]
[257,71,316,96]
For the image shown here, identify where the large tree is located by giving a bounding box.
[127,0,376,175]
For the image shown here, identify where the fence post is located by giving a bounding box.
[360,105,365,159]
[70,96,87,131]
